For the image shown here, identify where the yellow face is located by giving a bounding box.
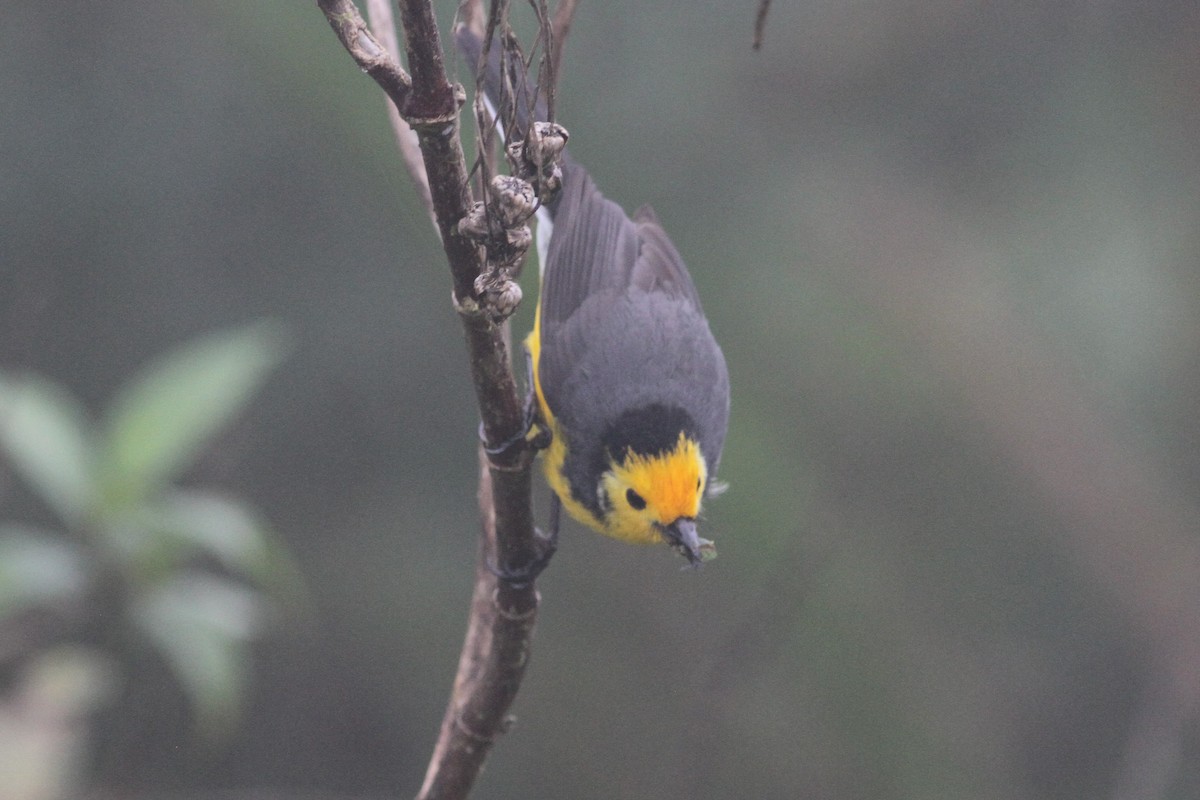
[598,432,707,544]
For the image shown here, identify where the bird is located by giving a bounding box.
[457,26,730,568]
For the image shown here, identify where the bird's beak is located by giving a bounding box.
[662,518,703,567]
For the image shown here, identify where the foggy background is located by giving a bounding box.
[2,1,1199,798]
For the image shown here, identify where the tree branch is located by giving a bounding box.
[319,0,414,110]
[319,0,529,453]
[417,450,539,800]
[317,1,572,797]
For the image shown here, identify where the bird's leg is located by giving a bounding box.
[541,492,561,555]
[488,494,560,588]
[483,348,557,588]
[522,346,552,451]
[478,346,550,460]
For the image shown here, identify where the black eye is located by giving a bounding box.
[626,488,647,510]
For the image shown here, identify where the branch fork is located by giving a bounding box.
[317,1,576,797]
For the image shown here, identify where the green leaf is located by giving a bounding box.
[155,490,271,574]
[132,573,262,739]
[0,374,95,525]
[92,504,181,583]
[0,526,88,618]
[152,489,305,598]
[99,321,287,508]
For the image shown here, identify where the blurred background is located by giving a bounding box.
[2,1,1199,798]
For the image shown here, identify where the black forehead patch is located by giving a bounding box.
[600,403,699,464]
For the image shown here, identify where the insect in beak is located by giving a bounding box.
[662,517,703,567]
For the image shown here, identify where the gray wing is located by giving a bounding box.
[540,161,702,331]
[539,165,729,481]
[539,160,707,391]
[546,290,730,499]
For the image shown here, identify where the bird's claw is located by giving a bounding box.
[487,525,559,589]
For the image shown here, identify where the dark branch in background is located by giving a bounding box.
[317,1,572,798]
[550,0,577,76]
[753,0,771,50]
[531,0,556,122]
[365,0,435,223]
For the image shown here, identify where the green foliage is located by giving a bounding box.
[99,320,288,509]
[132,574,262,739]
[0,375,95,526]
[0,321,294,740]
[0,524,87,618]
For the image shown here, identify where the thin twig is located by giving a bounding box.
[365,0,436,226]
[529,0,557,123]
[753,0,771,50]
[319,0,413,107]
[549,0,577,76]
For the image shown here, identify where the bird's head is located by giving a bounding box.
[598,431,714,565]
